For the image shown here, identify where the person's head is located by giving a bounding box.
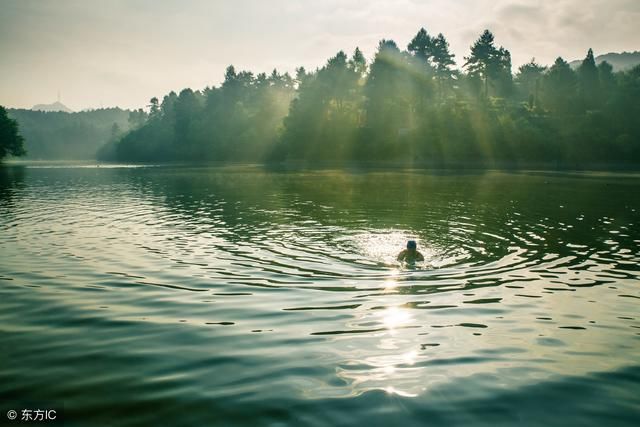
[407,240,417,251]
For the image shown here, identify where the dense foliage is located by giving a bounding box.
[99,69,295,162]
[8,108,131,160]
[104,29,640,168]
[0,106,26,161]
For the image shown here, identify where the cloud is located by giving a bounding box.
[499,3,544,21]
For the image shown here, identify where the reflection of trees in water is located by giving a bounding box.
[127,167,640,262]
[0,165,26,207]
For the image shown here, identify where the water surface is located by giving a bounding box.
[1,164,639,426]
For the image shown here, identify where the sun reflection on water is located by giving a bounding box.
[382,306,412,330]
[332,304,428,398]
[328,230,461,398]
[384,386,418,398]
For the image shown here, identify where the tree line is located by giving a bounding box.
[100,28,640,168]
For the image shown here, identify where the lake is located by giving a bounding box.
[1,164,639,426]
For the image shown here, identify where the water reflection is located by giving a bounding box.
[332,306,426,397]
[0,165,26,204]
[0,165,639,425]
[381,307,413,330]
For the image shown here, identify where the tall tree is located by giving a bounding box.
[363,39,426,154]
[578,48,602,110]
[174,88,202,145]
[0,106,26,160]
[407,28,433,65]
[349,47,368,78]
[598,61,616,104]
[543,57,577,113]
[464,30,512,98]
[609,65,640,137]
[294,67,309,88]
[430,33,456,99]
[407,29,438,111]
[365,39,406,128]
[324,51,353,112]
[148,97,160,120]
[516,59,546,108]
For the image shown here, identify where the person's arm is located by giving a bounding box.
[397,250,406,261]
[416,251,425,261]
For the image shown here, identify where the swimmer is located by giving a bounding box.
[397,240,424,263]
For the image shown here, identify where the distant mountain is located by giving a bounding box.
[570,51,640,71]
[31,101,74,113]
[8,107,130,160]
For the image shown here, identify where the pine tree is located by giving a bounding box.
[578,48,602,110]
[543,57,577,113]
[464,30,511,98]
[516,59,546,108]
[407,28,433,65]
[430,33,456,99]
[349,47,367,78]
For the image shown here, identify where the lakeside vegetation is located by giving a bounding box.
[99,29,640,169]
[3,28,639,168]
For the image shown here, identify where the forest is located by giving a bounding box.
[8,108,131,160]
[96,28,640,168]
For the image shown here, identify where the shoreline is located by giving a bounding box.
[4,158,640,174]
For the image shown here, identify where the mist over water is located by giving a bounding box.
[1,164,639,426]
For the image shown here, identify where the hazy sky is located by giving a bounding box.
[1,0,638,111]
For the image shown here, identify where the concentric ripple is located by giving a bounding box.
[0,164,639,426]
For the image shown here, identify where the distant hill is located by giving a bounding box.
[8,108,130,160]
[32,101,74,113]
[570,51,640,71]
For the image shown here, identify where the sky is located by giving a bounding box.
[1,0,639,111]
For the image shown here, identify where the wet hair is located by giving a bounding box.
[407,240,417,250]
